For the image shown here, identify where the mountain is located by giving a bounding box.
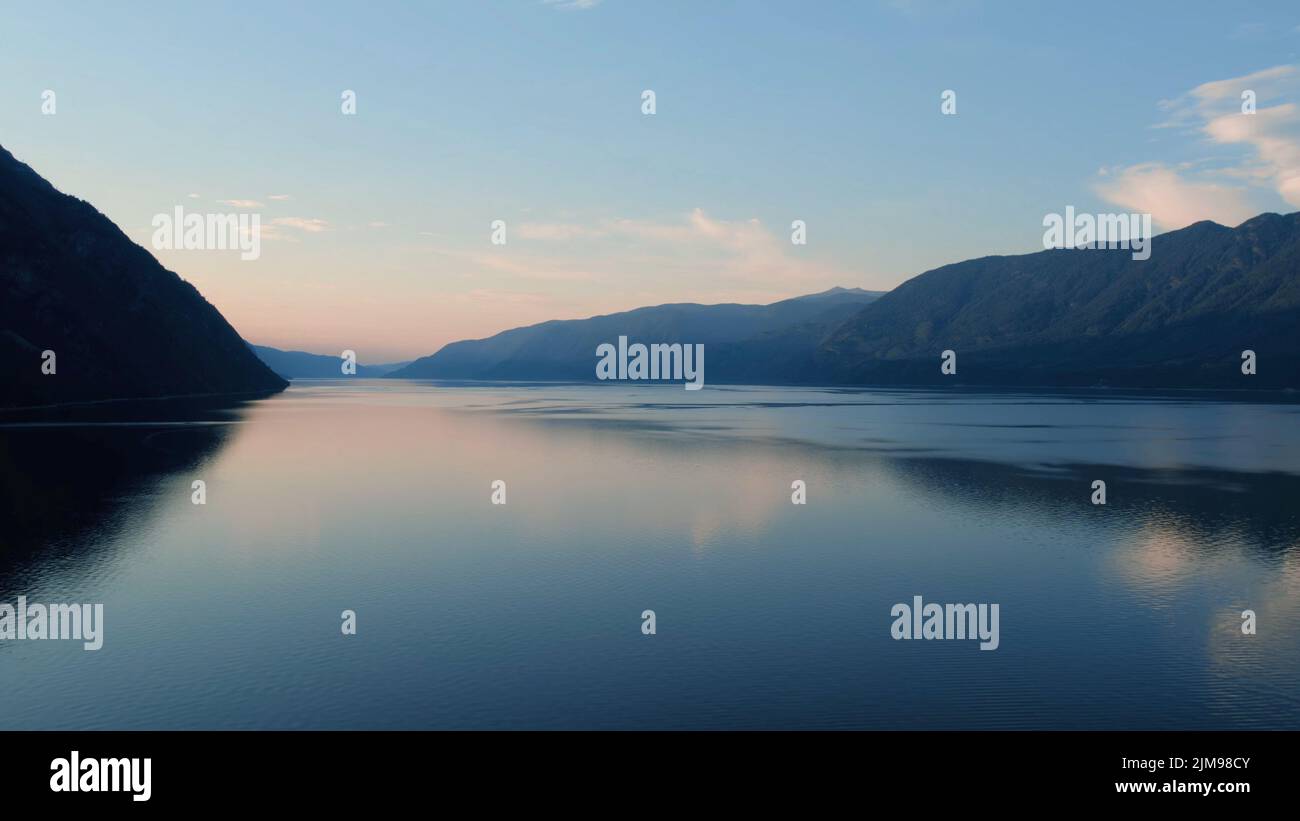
[249,344,410,379]
[816,213,1300,388]
[0,144,287,408]
[391,214,1300,390]
[387,287,883,381]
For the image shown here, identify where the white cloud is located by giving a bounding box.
[468,208,850,301]
[517,222,603,240]
[1099,64,1300,226]
[271,217,329,233]
[1190,65,1296,104]
[268,194,292,201]
[520,209,776,253]
[218,199,265,209]
[542,0,602,9]
[1093,163,1258,230]
[1203,102,1300,207]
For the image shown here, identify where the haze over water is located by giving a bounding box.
[1,381,1297,729]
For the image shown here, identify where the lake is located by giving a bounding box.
[1,381,1298,729]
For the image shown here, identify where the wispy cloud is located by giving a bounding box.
[268,194,292,201]
[1094,163,1258,230]
[519,209,775,251]
[542,0,602,10]
[1099,64,1300,229]
[517,222,605,240]
[1204,102,1300,207]
[218,198,265,209]
[271,217,329,233]
[1192,65,1296,103]
[257,216,331,241]
[461,208,851,304]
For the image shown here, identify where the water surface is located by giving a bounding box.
[1,381,1297,729]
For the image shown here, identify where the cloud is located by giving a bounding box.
[218,199,265,208]
[1094,163,1258,230]
[257,217,331,241]
[1203,102,1300,207]
[542,0,602,9]
[271,217,329,233]
[517,222,604,240]
[445,250,606,283]
[1099,64,1300,227]
[457,208,850,303]
[1190,65,1296,104]
[520,209,777,253]
[268,194,292,201]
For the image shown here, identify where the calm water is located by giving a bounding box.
[1,381,1298,729]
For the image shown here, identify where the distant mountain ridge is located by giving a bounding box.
[249,344,410,379]
[0,144,287,408]
[9,132,1297,396]
[388,287,883,381]
[816,213,1300,388]
[389,215,1300,389]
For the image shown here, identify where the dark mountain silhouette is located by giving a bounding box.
[249,344,409,379]
[817,213,1300,388]
[388,287,883,381]
[0,144,286,407]
[390,214,1300,389]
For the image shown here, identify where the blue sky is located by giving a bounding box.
[3,0,1299,361]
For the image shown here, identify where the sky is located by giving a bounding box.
[3,0,1300,363]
